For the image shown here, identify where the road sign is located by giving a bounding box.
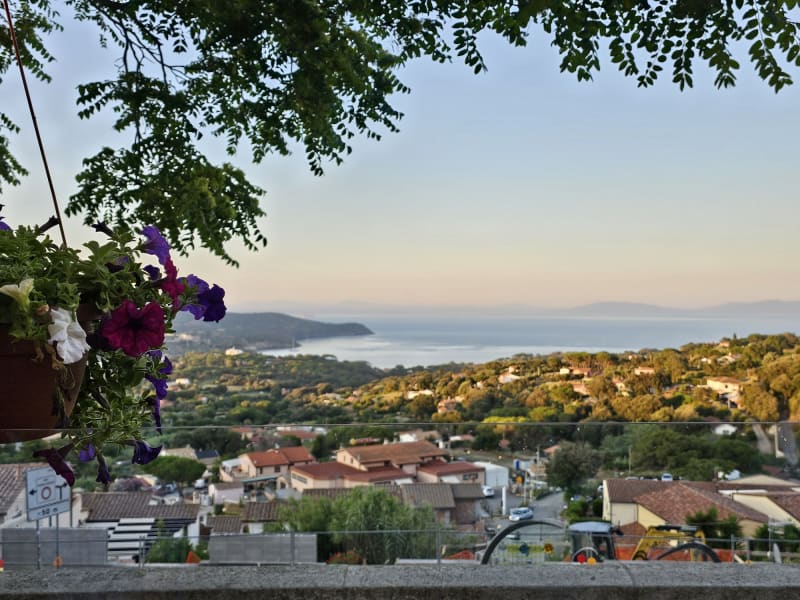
[25,467,70,522]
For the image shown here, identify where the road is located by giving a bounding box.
[483,486,566,533]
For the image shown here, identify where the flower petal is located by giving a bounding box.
[141,226,171,266]
[33,445,75,486]
[131,440,162,465]
[48,307,90,364]
[0,278,34,306]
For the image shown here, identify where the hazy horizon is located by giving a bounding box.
[3,20,798,311]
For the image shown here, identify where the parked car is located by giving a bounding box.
[482,485,495,498]
[508,507,534,521]
[661,473,673,481]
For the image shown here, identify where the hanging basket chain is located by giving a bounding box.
[2,0,67,247]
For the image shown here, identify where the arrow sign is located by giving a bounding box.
[26,467,71,522]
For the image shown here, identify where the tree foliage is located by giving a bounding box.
[281,486,437,564]
[2,1,800,263]
[546,442,600,493]
[141,455,206,485]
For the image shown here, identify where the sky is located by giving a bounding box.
[3,15,800,317]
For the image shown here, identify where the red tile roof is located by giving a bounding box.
[451,483,484,500]
[402,484,456,510]
[0,463,43,516]
[338,441,447,467]
[344,467,410,483]
[241,501,281,522]
[417,461,483,476]
[291,462,359,480]
[246,446,314,467]
[635,483,768,524]
[605,478,669,503]
[207,515,241,534]
[765,493,800,521]
[81,492,200,521]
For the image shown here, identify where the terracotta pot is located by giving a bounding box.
[0,306,102,443]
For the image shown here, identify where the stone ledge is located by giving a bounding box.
[0,563,798,599]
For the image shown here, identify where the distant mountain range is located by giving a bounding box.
[556,300,800,318]
[167,312,373,354]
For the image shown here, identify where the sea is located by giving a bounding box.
[266,314,799,369]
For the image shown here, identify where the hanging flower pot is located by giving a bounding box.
[0,304,102,443]
[0,330,87,443]
[0,222,226,484]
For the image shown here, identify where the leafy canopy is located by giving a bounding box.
[2,1,799,263]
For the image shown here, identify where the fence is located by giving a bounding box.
[1,526,798,568]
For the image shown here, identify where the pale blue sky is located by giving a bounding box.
[3,21,799,315]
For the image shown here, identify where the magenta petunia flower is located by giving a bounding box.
[160,258,185,311]
[102,300,165,357]
[141,225,171,265]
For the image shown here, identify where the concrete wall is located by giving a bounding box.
[1,563,800,599]
[0,528,107,566]
[208,533,317,564]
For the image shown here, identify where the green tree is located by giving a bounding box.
[741,384,780,422]
[283,487,437,564]
[546,442,600,494]
[145,536,192,563]
[3,2,799,262]
[142,456,206,485]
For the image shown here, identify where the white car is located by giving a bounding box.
[508,507,534,521]
[482,485,495,498]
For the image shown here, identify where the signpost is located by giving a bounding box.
[26,467,70,521]
[25,467,71,568]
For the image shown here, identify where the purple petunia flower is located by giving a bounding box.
[199,284,226,322]
[131,440,162,465]
[143,265,161,280]
[179,275,209,319]
[0,217,10,231]
[145,351,172,433]
[141,225,171,266]
[96,456,111,485]
[33,445,75,486]
[79,444,96,462]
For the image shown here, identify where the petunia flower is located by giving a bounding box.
[180,275,209,319]
[141,225,171,266]
[96,456,111,485]
[0,278,34,308]
[33,445,75,486]
[145,350,173,432]
[0,217,10,231]
[199,284,226,322]
[102,300,165,357]
[131,440,162,465]
[48,307,91,364]
[160,258,185,311]
[143,265,160,280]
[78,444,96,462]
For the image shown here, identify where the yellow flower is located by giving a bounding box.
[0,278,34,307]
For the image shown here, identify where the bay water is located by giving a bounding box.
[266,315,798,369]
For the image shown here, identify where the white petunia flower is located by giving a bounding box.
[0,278,34,307]
[48,307,90,364]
